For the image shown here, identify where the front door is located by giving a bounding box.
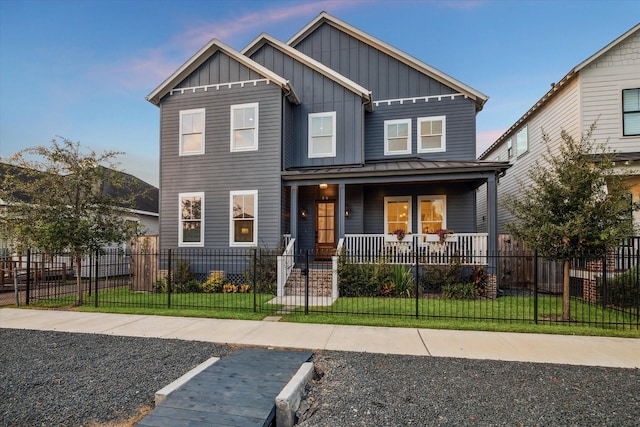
[315,201,336,259]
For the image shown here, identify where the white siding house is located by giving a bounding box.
[478,23,640,233]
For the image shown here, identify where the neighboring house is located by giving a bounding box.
[0,162,159,249]
[478,23,640,234]
[147,12,509,276]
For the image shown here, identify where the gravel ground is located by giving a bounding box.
[1,328,639,427]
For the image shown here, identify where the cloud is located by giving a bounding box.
[94,0,356,93]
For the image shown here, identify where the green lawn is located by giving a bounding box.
[24,286,640,338]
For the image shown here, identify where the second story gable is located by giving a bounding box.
[287,12,488,163]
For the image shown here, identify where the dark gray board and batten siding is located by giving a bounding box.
[249,43,365,168]
[159,52,285,250]
[293,22,457,101]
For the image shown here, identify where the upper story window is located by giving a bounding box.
[308,112,336,158]
[507,139,513,158]
[418,195,446,233]
[179,109,205,155]
[384,119,411,155]
[384,196,411,234]
[179,192,204,247]
[230,190,257,246]
[516,126,528,157]
[622,88,640,136]
[417,116,446,153]
[231,103,258,151]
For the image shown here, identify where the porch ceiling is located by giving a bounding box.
[282,159,510,185]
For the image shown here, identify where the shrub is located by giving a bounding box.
[202,274,225,293]
[420,258,463,293]
[173,279,202,294]
[174,259,196,285]
[389,264,415,297]
[379,282,395,297]
[223,283,238,293]
[244,246,278,295]
[597,265,640,308]
[338,255,392,297]
[239,284,251,293]
[153,278,167,293]
[442,283,478,299]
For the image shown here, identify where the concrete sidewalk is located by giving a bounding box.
[1,308,638,368]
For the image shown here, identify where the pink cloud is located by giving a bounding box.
[95,0,356,93]
[476,129,506,158]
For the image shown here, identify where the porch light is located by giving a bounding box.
[345,207,351,218]
[300,208,308,218]
[319,183,328,189]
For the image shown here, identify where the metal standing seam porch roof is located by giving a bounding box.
[281,159,511,184]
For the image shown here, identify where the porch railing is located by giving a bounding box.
[343,233,488,265]
[276,237,296,297]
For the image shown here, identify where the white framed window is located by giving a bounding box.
[230,190,257,246]
[507,138,513,158]
[623,88,640,136]
[179,109,205,155]
[308,112,336,158]
[384,196,412,234]
[231,103,258,151]
[418,195,446,233]
[516,126,528,157]
[179,192,204,247]
[417,116,446,153]
[384,119,412,155]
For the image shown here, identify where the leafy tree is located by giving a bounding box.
[505,124,638,320]
[1,138,144,304]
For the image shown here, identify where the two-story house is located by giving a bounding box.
[147,12,509,292]
[478,23,640,235]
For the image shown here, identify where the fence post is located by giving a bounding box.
[304,249,309,315]
[253,248,257,313]
[533,250,538,324]
[94,249,99,307]
[26,249,31,306]
[601,253,608,310]
[415,237,419,319]
[167,248,172,309]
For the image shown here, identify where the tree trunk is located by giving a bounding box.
[562,259,570,321]
[76,254,83,305]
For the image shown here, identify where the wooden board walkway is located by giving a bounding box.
[136,348,313,427]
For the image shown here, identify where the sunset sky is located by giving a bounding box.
[1,0,638,186]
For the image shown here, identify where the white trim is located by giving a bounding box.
[374,93,463,107]
[308,112,336,158]
[417,195,447,234]
[417,116,446,153]
[384,196,412,234]
[146,39,299,106]
[170,79,270,96]
[178,192,204,247]
[230,103,259,152]
[179,108,205,156]
[229,190,258,247]
[384,118,412,156]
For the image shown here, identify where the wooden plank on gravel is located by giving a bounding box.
[136,348,313,427]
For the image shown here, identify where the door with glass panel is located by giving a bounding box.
[315,201,336,259]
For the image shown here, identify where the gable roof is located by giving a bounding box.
[479,22,640,160]
[242,33,374,111]
[287,11,489,111]
[146,38,300,106]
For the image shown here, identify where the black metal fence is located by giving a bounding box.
[2,240,638,329]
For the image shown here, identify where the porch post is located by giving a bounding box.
[487,173,498,271]
[291,184,298,240]
[337,183,345,239]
